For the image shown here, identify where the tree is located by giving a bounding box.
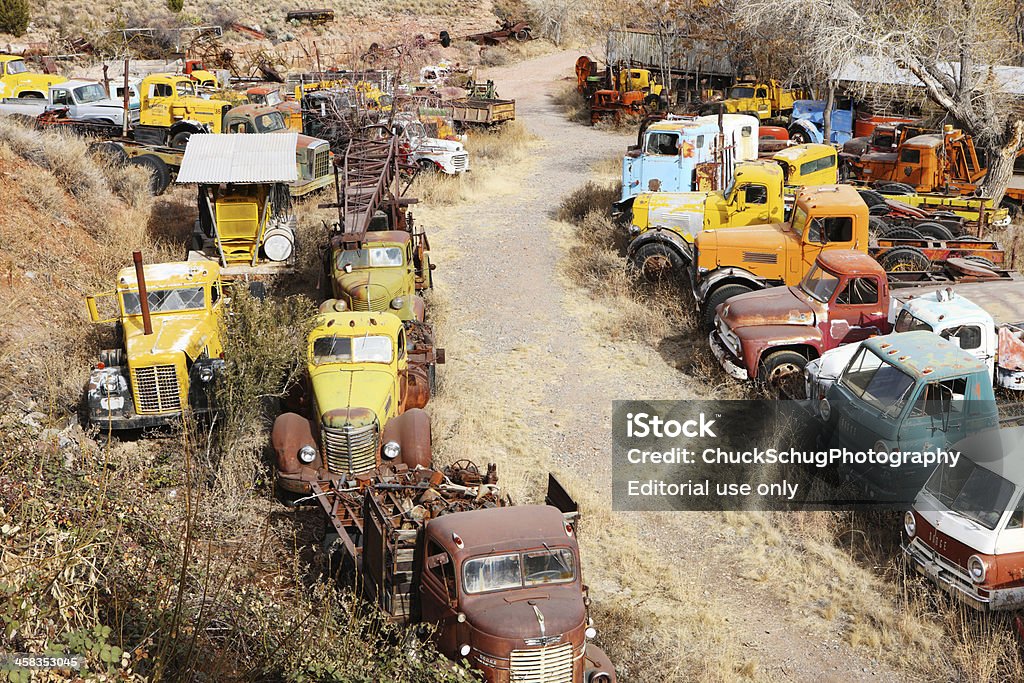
[742,0,1024,206]
[0,0,30,37]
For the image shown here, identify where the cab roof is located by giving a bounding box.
[816,250,885,277]
[794,184,862,208]
[115,261,220,289]
[0,55,23,61]
[904,134,943,149]
[427,505,575,558]
[330,230,410,249]
[734,160,783,179]
[864,330,987,380]
[312,310,404,337]
[772,143,836,163]
[900,289,989,329]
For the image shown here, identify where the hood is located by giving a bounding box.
[699,222,794,265]
[123,313,212,362]
[719,286,817,329]
[638,191,710,235]
[336,270,402,303]
[465,590,585,644]
[312,367,394,425]
[416,136,464,153]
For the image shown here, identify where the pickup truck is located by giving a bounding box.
[306,463,616,683]
[391,113,470,174]
[0,79,138,127]
[0,54,65,99]
[804,279,1024,404]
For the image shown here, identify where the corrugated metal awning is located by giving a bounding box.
[176,133,299,184]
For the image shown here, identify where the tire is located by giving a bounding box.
[868,216,889,238]
[877,182,916,195]
[627,242,686,282]
[788,128,811,145]
[170,130,194,150]
[702,283,753,330]
[644,93,661,110]
[758,350,808,399]
[128,154,171,196]
[962,255,997,269]
[880,246,930,272]
[428,364,437,397]
[858,189,886,208]
[90,141,129,166]
[416,158,438,174]
[868,204,890,216]
[1000,197,1021,219]
[913,221,954,240]
[880,226,924,240]
[514,29,531,41]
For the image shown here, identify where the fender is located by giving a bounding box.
[697,266,770,303]
[734,324,823,377]
[411,294,426,323]
[271,412,317,474]
[611,195,634,219]
[788,119,823,144]
[627,227,693,263]
[381,408,432,469]
[169,120,206,137]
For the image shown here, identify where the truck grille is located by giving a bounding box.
[509,642,574,683]
[322,422,378,475]
[314,148,331,179]
[451,153,468,171]
[132,365,182,414]
[349,289,389,311]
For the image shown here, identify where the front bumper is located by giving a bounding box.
[903,537,991,610]
[709,331,748,380]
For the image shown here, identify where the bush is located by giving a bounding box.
[0,0,29,36]
[167,0,183,12]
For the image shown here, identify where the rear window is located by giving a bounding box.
[900,148,921,164]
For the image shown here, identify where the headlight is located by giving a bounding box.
[904,510,916,538]
[628,224,640,236]
[819,398,831,421]
[590,673,613,683]
[968,555,987,583]
[390,296,404,310]
[102,374,120,393]
[199,366,215,383]
[459,644,471,657]
[873,440,888,455]
[382,441,401,460]
[585,626,597,639]
[298,445,316,464]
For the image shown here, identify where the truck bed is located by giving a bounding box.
[893,279,1024,327]
[448,98,515,124]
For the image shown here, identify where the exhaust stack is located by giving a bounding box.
[132,251,153,335]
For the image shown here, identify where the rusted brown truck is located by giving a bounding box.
[311,463,615,683]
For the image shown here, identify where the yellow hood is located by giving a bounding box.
[311,366,395,427]
[123,313,214,362]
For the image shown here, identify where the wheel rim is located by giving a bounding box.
[767,362,806,399]
[641,253,672,280]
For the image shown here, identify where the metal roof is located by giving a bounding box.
[176,133,298,184]
[834,55,1024,97]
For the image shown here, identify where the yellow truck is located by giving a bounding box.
[83,254,228,432]
[135,73,232,148]
[627,144,838,279]
[704,79,806,121]
[0,54,65,99]
[271,308,438,503]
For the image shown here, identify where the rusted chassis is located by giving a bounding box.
[272,408,433,503]
[904,512,1024,611]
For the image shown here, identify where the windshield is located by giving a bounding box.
[176,81,196,97]
[894,309,933,333]
[7,59,27,75]
[463,548,576,594]
[255,111,286,132]
[122,287,206,315]
[645,131,678,156]
[789,206,808,237]
[799,264,841,302]
[924,459,1016,530]
[335,247,404,270]
[73,84,107,103]
[311,335,393,364]
[729,86,755,98]
[839,346,916,415]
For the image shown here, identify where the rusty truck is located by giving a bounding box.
[309,463,616,682]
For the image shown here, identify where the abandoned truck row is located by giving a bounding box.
[79,121,617,682]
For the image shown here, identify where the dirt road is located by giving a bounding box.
[420,50,913,682]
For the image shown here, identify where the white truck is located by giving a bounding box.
[0,79,139,127]
[390,113,470,175]
[805,282,1024,405]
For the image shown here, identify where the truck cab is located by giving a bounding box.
[330,229,432,319]
[272,310,434,501]
[905,426,1024,611]
[0,55,66,99]
[391,113,469,174]
[692,184,869,327]
[817,331,997,497]
[136,73,232,148]
[244,87,303,132]
[771,143,839,187]
[711,250,888,393]
[710,79,805,120]
[853,128,986,193]
[421,505,615,683]
[84,259,225,431]
[619,115,759,206]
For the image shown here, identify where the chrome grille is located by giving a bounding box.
[314,148,331,179]
[451,153,468,171]
[132,364,182,414]
[322,422,378,475]
[509,642,574,683]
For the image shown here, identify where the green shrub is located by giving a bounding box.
[0,0,30,36]
[167,0,183,12]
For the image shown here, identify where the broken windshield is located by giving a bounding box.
[839,345,916,416]
[255,111,286,132]
[463,548,576,594]
[924,459,1016,530]
[335,247,404,270]
[122,287,206,315]
[311,335,392,364]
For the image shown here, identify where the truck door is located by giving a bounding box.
[731,183,771,224]
[898,146,925,189]
[144,81,174,127]
[829,276,885,344]
[755,86,770,119]
[940,323,992,376]
[900,377,968,449]
[420,540,459,658]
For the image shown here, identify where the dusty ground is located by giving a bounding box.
[420,50,916,682]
